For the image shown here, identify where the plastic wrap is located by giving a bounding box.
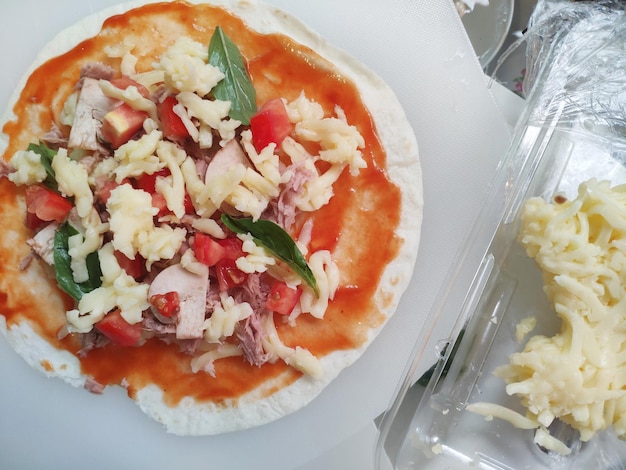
[524,1,626,138]
[377,1,626,468]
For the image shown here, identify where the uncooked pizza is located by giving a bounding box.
[0,0,422,435]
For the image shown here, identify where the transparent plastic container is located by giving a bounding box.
[459,0,514,68]
[377,2,626,468]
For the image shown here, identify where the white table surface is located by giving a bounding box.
[0,1,523,469]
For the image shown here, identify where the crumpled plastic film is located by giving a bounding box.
[521,1,626,143]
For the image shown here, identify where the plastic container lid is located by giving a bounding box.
[459,0,514,68]
[377,2,626,468]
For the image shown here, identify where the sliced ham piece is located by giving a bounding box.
[84,376,105,394]
[79,62,115,82]
[0,159,13,179]
[148,263,209,340]
[68,77,114,151]
[42,122,68,149]
[204,139,249,184]
[26,222,59,265]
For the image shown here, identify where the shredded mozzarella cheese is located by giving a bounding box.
[493,178,626,444]
[179,157,218,217]
[203,293,254,343]
[240,130,281,187]
[154,140,187,219]
[179,248,207,277]
[236,233,276,274]
[8,149,47,185]
[99,79,157,120]
[113,129,165,181]
[156,37,224,97]
[261,313,322,378]
[176,91,230,130]
[295,110,366,175]
[66,243,150,332]
[299,250,340,319]
[106,183,186,268]
[285,91,324,122]
[103,37,143,78]
[190,343,243,376]
[51,148,93,218]
[300,163,345,212]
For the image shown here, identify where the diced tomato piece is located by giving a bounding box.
[266,281,302,315]
[218,236,245,260]
[25,210,45,231]
[216,258,247,291]
[94,179,121,206]
[184,192,195,214]
[114,250,145,280]
[149,292,180,318]
[135,169,171,216]
[249,98,293,152]
[110,76,150,98]
[158,96,189,141]
[150,193,169,216]
[135,169,170,194]
[194,233,226,267]
[95,309,143,347]
[25,185,72,224]
[101,103,148,149]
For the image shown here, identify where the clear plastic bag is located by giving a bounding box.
[524,1,626,139]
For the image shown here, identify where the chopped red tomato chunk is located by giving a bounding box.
[25,184,72,224]
[135,169,171,216]
[95,309,143,347]
[194,233,227,267]
[216,258,247,291]
[158,95,189,141]
[218,236,245,260]
[149,292,180,318]
[101,103,148,149]
[250,98,293,152]
[93,178,124,206]
[25,211,45,231]
[183,192,195,214]
[266,281,302,315]
[135,168,170,194]
[114,250,145,280]
[150,193,169,216]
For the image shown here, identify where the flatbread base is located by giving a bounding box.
[0,0,422,435]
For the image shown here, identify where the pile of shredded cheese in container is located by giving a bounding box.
[467,178,626,455]
[5,33,367,380]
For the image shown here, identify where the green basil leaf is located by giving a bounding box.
[27,141,58,191]
[53,222,102,301]
[221,214,319,296]
[208,26,257,125]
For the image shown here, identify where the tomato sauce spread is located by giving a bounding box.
[0,1,402,405]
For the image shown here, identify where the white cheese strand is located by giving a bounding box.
[261,312,323,379]
[7,149,47,185]
[495,178,626,443]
